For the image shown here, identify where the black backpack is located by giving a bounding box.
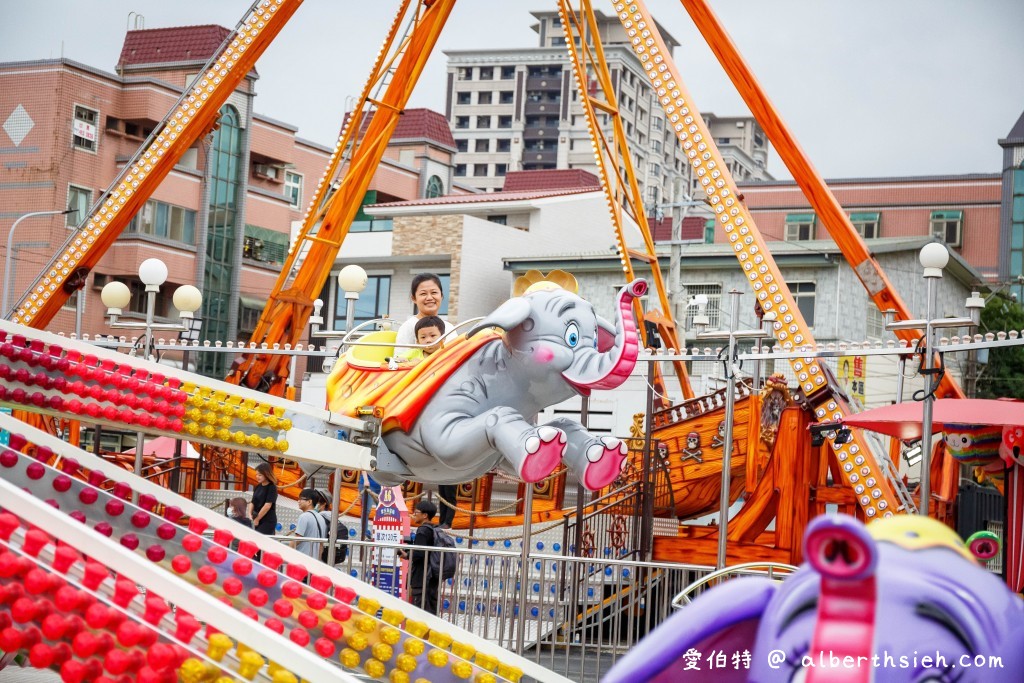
[425,524,457,581]
[320,513,349,564]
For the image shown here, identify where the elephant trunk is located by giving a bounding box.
[563,279,646,394]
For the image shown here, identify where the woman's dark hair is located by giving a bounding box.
[409,273,443,298]
[255,462,277,486]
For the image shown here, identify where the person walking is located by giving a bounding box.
[293,489,328,559]
[403,500,440,614]
[249,462,278,535]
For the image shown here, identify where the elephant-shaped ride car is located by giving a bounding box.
[604,514,1024,683]
[325,271,647,490]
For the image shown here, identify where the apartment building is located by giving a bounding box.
[444,10,773,214]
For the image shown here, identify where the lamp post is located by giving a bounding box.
[3,209,77,315]
[882,243,983,516]
[309,264,368,565]
[695,290,768,569]
[100,258,203,478]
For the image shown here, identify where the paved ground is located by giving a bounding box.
[0,670,61,682]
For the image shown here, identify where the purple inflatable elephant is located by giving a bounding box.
[604,515,1024,683]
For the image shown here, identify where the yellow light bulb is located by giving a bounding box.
[428,631,453,649]
[202,424,216,439]
[207,633,233,661]
[339,648,361,668]
[403,639,425,657]
[427,649,448,667]
[246,433,261,448]
[347,633,369,651]
[270,671,297,683]
[364,659,386,679]
[178,658,206,683]
[380,626,401,645]
[355,615,377,633]
[389,669,410,683]
[238,651,265,680]
[358,597,380,614]
[450,661,473,679]
[372,643,394,662]
[381,609,403,626]
[404,620,429,638]
[233,430,248,445]
[275,439,288,452]
[395,653,418,673]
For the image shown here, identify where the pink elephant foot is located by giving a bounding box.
[582,437,629,490]
[519,426,567,483]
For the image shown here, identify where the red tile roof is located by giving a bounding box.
[501,169,601,192]
[117,25,233,69]
[648,215,707,242]
[346,108,456,149]
[371,187,600,210]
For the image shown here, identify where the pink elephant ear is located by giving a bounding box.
[603,577,775,683]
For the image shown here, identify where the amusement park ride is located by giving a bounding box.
[2,0,1023,680]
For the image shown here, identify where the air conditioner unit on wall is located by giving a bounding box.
[253,163,278,180]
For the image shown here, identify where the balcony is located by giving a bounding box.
[526,76,563,91]
[524,101,560,117]
[522,150,558,165]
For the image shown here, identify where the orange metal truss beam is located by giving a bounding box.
[558,0,694,401]
[10,0,305,329]
[610,0,903,520]
[228,0,458,394]
[678,0,965,403]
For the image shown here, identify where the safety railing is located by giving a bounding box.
[671,561,800,609]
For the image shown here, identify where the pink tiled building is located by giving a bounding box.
[1,24,462,377]
[734,174,1002,282]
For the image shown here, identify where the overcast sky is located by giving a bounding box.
[3,0,1022,180]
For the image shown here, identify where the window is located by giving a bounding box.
[283,171,303,208]
[496,138,511,152]
[455,164,467,176]
[684,284,722,329]
[126,199,197,244]
[456,139,468,153]
[472,164,488,177]
[476,116,492,129]
[455,116,470,129]
[652,117,663,131]
[62,290,79,311]
[477,91,492,105]
[456,92,471,105]
[238,298,266,338]
[67,185,91,227]
[498,116,513,129]
[649,163,661,177]
[72,105,99,152]
[349,190,393,233]
[703,219,715,244]
[930,210,963,247]
[500,66,516,79]
[243,225,289,265]
[473,139,489,153]
[488,215,508,225]
[479,67,493,80]
[499,91,514,104]
[791,282,816,327]
[866,306,886,340]
[494,163,507,176]
[785,213,816,241]
[652,140,662,154]
[850,212,880,239]
[127,280,170,317]
[334,275,390,329]
[425,175,444,199]
[457,67,473,81]
[551,36,566,46]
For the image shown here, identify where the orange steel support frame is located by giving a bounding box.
[677,0,962,509]
[557,0,693,401]
[229,0,458,395]
[8,0,305,328]
[610,0,902,520]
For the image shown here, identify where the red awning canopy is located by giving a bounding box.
[841,399,1024,441]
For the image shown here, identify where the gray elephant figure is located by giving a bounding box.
[326,273,647,490]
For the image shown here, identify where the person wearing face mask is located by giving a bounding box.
[394,273,455,348]
[226,497,252,529]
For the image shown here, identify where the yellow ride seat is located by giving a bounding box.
[347,330,399,368]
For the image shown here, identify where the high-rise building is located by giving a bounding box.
[444,10,773,213]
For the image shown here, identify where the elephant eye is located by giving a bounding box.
[564,322,580,347]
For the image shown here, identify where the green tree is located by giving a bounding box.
[976,293,1024,399]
